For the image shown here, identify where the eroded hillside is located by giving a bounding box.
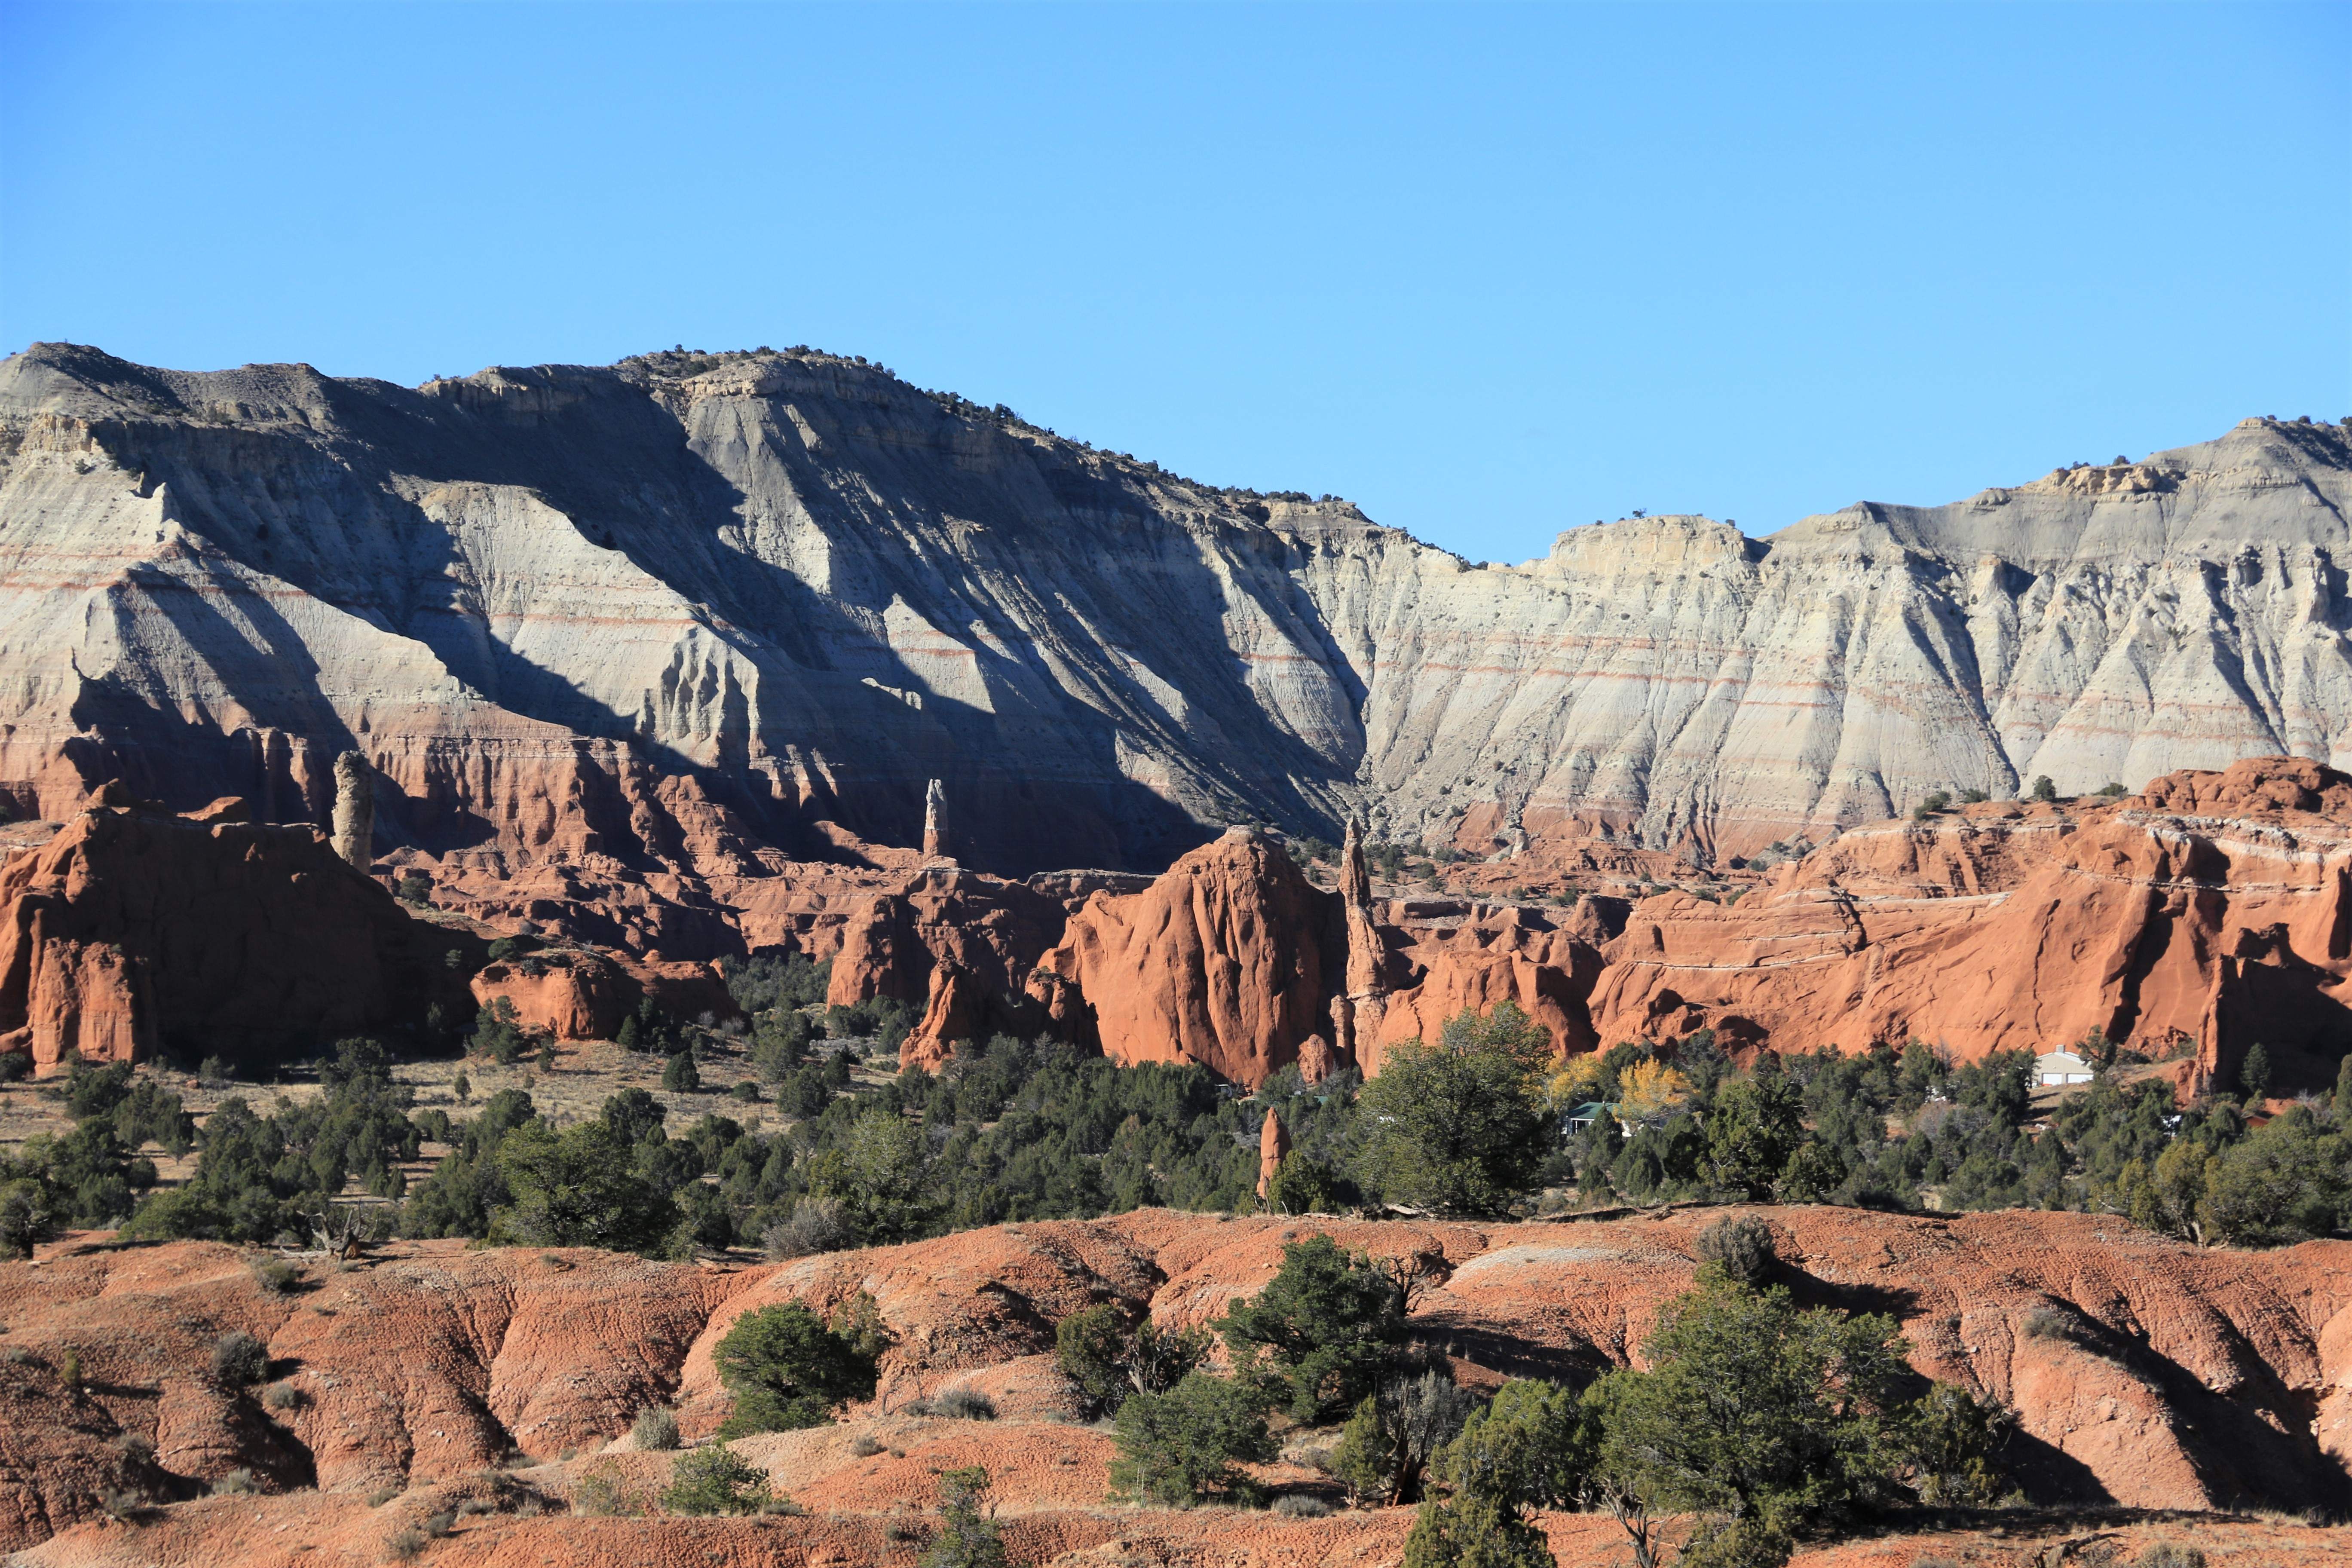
[3,1208,2346,1562]
[3,342,2348,896]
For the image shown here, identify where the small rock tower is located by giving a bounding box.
[330,751,374,871]
[922,778,949,860]
[1330,818,1387,1069]
[1257,1106,1292,1201]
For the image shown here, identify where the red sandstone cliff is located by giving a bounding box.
[1587,757,2352,1090]
[0,802,477,1073]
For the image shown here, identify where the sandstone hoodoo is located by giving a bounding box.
[1030,827,1343,1084]
[328,750,373,873]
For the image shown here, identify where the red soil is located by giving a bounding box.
[3,1206,2346,1564]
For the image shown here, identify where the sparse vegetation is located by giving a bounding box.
[630,1405,680,1451]
[211,1330,269,1387]
[921,1465,1006,1568]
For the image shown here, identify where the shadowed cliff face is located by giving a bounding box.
[3,342,2349,881]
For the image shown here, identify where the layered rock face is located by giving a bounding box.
[0,802,475,1072]
[1588,756,2352,1090]
[5,342,2348,914]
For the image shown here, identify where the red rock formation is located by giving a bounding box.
[827,867,1067,1013]
[1372,906,1601,1074]
[900,964,989,1071]
[1256,1108,1290,1199]
[1582,758,2352,1090]
[468,950,631,1041]
[1031,828,1339,1085]
[1294,1032,1339,1084]
[0,805,476,1074]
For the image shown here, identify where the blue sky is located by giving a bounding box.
[2,2,2344,564]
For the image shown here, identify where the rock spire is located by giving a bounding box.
[331,752,374,872]
[1331,818,1387,1073]
[922,778,949,860]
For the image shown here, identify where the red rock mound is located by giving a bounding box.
[1029,829,1341,1085]
[0,804,478,1073]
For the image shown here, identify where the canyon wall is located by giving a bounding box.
[4,343,2348,906]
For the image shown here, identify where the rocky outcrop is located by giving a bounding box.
[468,949,631,1041]
[1585,756,2352,1088]
[827,866,1068,1013]
[1032,828,1341,1084]
[5,343,2348,909]
[1372,906,1602,1075]
[0,803,476,1073]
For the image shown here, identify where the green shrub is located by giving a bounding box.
[0,1178,54,1259]
[661,1445,773,1516]
[1401,1490,1556,1568]
[1219,1234,1409,1424]
[1354,1004,1550,1216]
[1265,1154,1352,1215]
[631,1405,681,1451]
[472,997,530,1066]
[1693,1216,1777,1283]
[1328,1369,1475,1506]
[800,1101,934,1243]
[1894,1383,2015,1507]
[249,1256,301,1295]
[1054,1304,1210,1419]
[488,1120,679,1254]
[712,1300,881,1436]
[921,1465,1005,1568]
[724,953,831,1014]
[1108,1371,1274,1506]
[211,1330,269,1387]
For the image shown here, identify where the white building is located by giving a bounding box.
[2036,1050,2093,1087]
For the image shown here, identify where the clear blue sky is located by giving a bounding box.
[3,2,2345,563]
